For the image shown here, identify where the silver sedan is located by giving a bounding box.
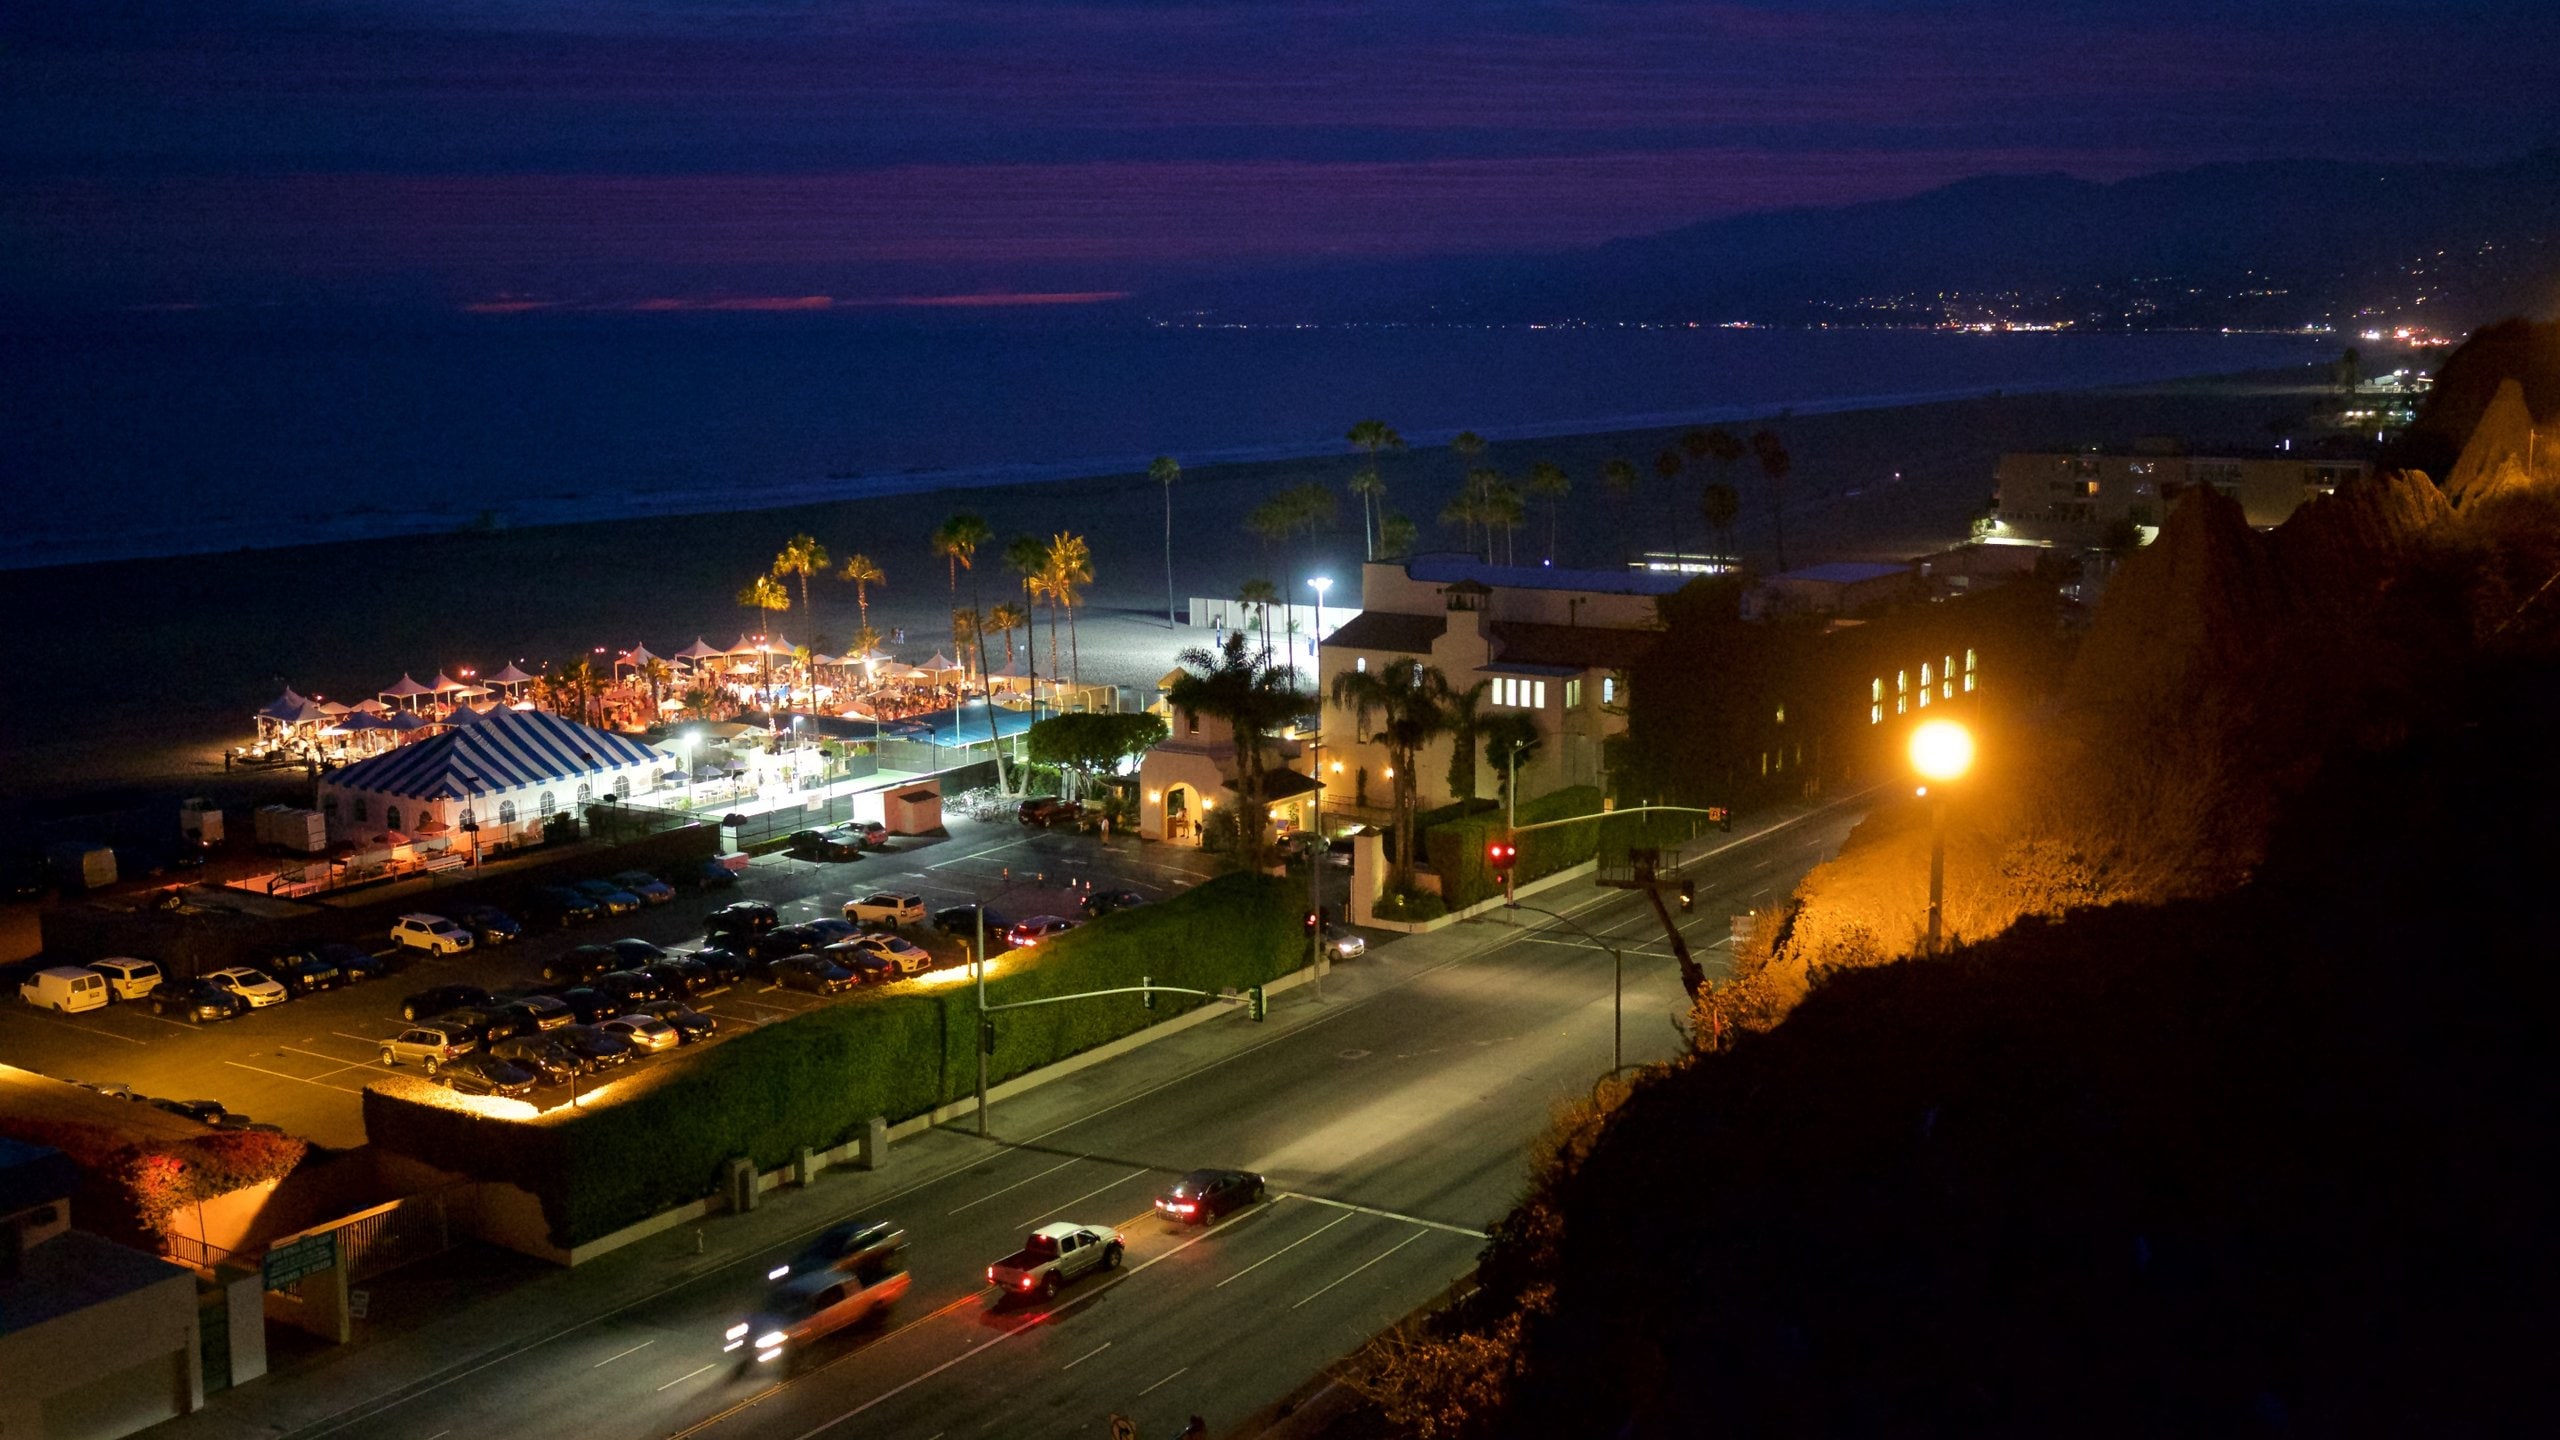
[596,1015,682,1054]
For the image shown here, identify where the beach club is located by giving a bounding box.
[314,708,665,853]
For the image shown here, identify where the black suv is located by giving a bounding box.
[527,885,603,927]
[401,983,494,1022]
[272,953,342,997]
[546,986,625,1025]
[595,970,669,1007]
[540,945,619,986]
[708,899,779,935]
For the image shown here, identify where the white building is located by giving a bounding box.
[316,708,667,849]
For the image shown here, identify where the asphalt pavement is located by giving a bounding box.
[148,794,1869,1440]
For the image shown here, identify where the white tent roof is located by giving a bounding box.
[487,663,535,686]
[381,674,433,699]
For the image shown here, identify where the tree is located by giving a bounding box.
[2335,345,2363,399]
[1652,448,1686,556]
[1379,511,1418,560]
[639,657,672,717]
[1749,429,1793,571]
[1348,419,1406,560]
[736,575,789,692]
[681,683,720,721]
[1602,457,1639,552]
[1166,632,1305,867]
[932,514,991,679]
[1701,427,1746,556]
[1027,712,1169,800]
[838,553,883,641]
[1330,657,1453,889]
[1481,711,1543,809]
[1151,455,1181,624]
[1444,678,1490,804]
[1043,532,1094,691]
[773,534,829,632]
[1700,482,1740,558]
[1447,468,1508,560]
[1003,534,1048,708]
[1237,578,1280,662]
[990,601,1027,667]
[1485,475,1527,566]
[1526,461,1570,564]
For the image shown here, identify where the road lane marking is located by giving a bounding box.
[592,1340,654,1368]
[332,1032,386,1045]
[944,1153,1087,1215]
[0,1009,148,1045]
[222,1060,365,1093]
[1290,1231,1427,1310]
[783,1207,1268,1439]
[1060,1341,1112,1371]
[1274,1193,1490,1239]
[1138,1366,1189,1396]
[281,1046,384,1078]
[659,1363,718,1391]
[1020,1167,1152,1227]
[1214,1211,1354,1289]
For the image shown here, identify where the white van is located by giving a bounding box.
[20,966,110,1014]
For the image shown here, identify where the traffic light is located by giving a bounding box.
[1677,879,1696,913]
[1707,805,1732,832]
[1485,838,1517,876]
[1247,984,1267,1022]
[1142,975,1155,1010]
[1304,909,1321,932]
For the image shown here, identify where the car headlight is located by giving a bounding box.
[756,1331,786,1350]
[767,1265,789,1280]
[727,1323,749,1340]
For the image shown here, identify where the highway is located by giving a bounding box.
[219,798,1865,1440]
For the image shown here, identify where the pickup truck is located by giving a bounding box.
[727,1228,910,1371]
[986,1222,1123,1302]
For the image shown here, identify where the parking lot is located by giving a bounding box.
[2,816,1243,1147]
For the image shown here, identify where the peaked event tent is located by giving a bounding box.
[316,707,665,845]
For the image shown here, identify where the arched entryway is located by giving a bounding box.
[1163,783,1197,845]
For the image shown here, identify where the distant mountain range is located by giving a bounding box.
[1148,152,2560,332]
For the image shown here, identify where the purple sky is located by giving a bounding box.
[4,1,2553,310]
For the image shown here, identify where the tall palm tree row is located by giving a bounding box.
[1751,429,1793,571]
[1236,578,1280,662]
[773,534,829,634]
[1150,455,1180,625]
[1602,456,1639,554]
[736,575,789,692]
[1652,448,1686,556]
[1003,534,1048,706]
[989,601,1027,668]
[1346,418,1404,561]
[838,553,883,647]
[1043,532,1095,691]
[1164,632,1305,866]
[932,514,991,682]
[1329,657,1453,890]
[1525,461,1570,564]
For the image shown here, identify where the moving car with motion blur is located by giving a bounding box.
[841,933,934,975]
[1322,923,1367,961]
[726,1231,910,1373]
[451,904,523,946]
[1004,915,1078,948]
[986,1222,1122,1304]
[769,955,857,995]
[573,879,645,916]
[1155,1168,1268,1224]
[766,1219,905,1283]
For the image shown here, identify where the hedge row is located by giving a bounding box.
[365,873,1305,1246]
[1424,786,1607,909]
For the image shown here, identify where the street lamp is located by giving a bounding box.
[1908,718,1974,957]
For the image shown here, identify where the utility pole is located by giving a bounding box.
[975,903,990,1136]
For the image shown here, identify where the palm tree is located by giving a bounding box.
[1003,534,1047,710]
[1347,419,1405,560]
[774,534,829,633]
[790,643,817,709]
[1701,483,1740,558]
[681,683,720,722]
[639,657,673,718]
[1602,457,1637,552]
[737,575,789,693]
[1150,455,1180,624]
[990,601,1027,668]
[1329,658,1452,889]
[1237,578,1279,662]
[1652,448,1685,556]
[933,514,990,680]
[1443,678,1490,803]
[1750,429,1793,571]
[838,553,883,643]
[1701,428,1746,558]
[1480,711,1542,811]
[1525,461,1570,564]
[1165,632,1305,866]
[1031,570,1063,688]
[1044,532,1094,691]
[1378,512,1417,559]
[1485,476,1527,566]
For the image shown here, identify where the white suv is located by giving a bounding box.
[844,893,926,926]
[391,913,475,956]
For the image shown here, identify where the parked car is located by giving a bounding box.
[711,897,780,930]
[631,999,718,1044]
[147,980,247,1023]
[770,955,857,995]
[271,953,343,998]
[849,820,890,849]
[804,918,861,945]
[1080,888,1147,919]
[86,957,164,1002]
[842,933,934,975]
[595,970,669,1006]
[573,879,644,916]
[1015,796,1069,826]
[390,912,476,956]
[1322,923,1367,961]
[1004,915,1079,948]
[846,893,926,926]
[685,857,742,889]
[546,986,624,1025]
[747,924,828,961]
[203,966,290,1008]
[527,885,604,927]
[824,947,900,986]
[401,983,494,1022]
[495,994,574,1033]
[596,1014,682,1054]
[451,904,524,946]
[552,1023,637,1071]
[440,1053,538,1098]
[311,941,398,982]
[1154,1168,1267,1224]
[784,828,864,862]
[642,957,712,996]
[149,1098,231,1124]
[20,963,108,1009]
[433,1005,525,1046]
[1024,799,1087,827]
[934,905,1011,941]
[210,1113,287,1136]
[688,946,748,985]
[610,870,676,905]
[540,945,620,986]
[487,1036,581,1084]
[380,1023,475,1071]
[608,938,670,967]
[986,1222,1122,1303]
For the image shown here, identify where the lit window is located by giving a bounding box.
[1774,703,1786,725]
[576,782,593,805]
[1943,655,1954,700]
[1355,656,1366,673]
[1531,680,1546,709]
[1566,678,1582,709]
[1896,670,1909,715]
[540,791,557,818]
[1602,676,1617,705]
[1964,648,1977,693]
[499,799,517,825]
[458,806,475,828]
[1917,664,1931,708]
[614,775,631,799]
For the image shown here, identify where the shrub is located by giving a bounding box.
[367,873,1304,1246]
[1373,886,1450,923]
[0,1115,306,1244]
[1426,787,1605,908]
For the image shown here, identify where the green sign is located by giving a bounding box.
[262,1232,335,1290]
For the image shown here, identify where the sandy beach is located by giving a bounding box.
[0,363,2332,811]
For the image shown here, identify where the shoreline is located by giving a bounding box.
[0,362,2333,811]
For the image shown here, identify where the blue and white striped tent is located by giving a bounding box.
[317,707,666,842]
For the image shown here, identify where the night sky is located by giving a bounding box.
[5,1,2555,311]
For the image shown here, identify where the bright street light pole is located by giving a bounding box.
[1907,718,1975,958]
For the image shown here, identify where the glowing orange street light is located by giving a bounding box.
[1908,719,1973,956]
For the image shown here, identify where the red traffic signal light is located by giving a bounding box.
[1485,839,1517,872]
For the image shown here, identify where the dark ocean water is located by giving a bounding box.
[1,317,2334,570]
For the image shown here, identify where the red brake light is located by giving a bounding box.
[1020,1277,1034,1289]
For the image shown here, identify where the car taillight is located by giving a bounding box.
[987,1267,997,1282]
[1020,1277,1034,1290]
